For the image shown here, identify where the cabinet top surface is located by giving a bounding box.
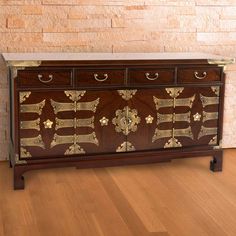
[1,52,233,61]
[2,52,235,66]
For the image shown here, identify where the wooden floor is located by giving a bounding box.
[1,150,236,236]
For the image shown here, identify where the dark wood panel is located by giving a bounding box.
[177,67,221,83]
[75,69,125,87]
[129,68,175,85]
[17,69,73,88]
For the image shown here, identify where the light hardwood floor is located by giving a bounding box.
[1,149,236,236]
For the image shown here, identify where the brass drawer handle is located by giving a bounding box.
[94,73,108,82]
[194,71,207,80]
[145,72,159,81]
[38,74,53,83]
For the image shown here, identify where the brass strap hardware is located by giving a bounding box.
[156,113,173,124]
[198,126,218,139]
[202,111,218,122]
[38,74,53,83]
[174,127,193,139]
[51,98,100,114]
[153,95,195,110]
[194,71,207,80]
[174,112,191,123]
[175,95,195,108]
[20,118,40,131]
[20,100,45,115]
[153,97,173,109]
[94,73,108,82]
[200,94,219,108]
[21,135,45,149]
[51,133,99,149]
[145,72,159,80]
[55,117,94,130]
[152,129,172,142]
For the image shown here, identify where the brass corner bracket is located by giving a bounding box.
[208,58,235,70]
[6,60,42,68]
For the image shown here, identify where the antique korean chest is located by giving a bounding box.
[3,53,234,189]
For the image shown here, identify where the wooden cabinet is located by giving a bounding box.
[3,53,234,189]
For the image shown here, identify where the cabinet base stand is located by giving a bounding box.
[13,149,223,190]
[210,150,223,172]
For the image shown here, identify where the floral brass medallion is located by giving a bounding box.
[43,119,53,129]
[145,115,154,124]
[99,117,109,126]
[112,106,141,135]
[193,112,201,122]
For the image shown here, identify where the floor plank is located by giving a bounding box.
[0,149,236,236]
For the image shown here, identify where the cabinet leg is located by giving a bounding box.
[14,167,25,190]
[8,153,12,168]
[210,150,223,172]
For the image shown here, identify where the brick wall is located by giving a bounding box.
[0,0,236,160]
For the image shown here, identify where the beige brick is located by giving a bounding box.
[220,7,236,19]
[197,32,236,45]
[113,40,164,52]
[23,5,42,15]
[125,5,147,10]
[6,16,25,29]
[0,0,41,5]
[196,0,236,6]
[68,6,124,20]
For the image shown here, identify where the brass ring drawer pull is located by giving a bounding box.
[38,74,53,83]
[94,73,108,82]
[194,71,207,80]
[145,72,159,80]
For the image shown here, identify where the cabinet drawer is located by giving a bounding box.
[129,68,175,85]
[177,67,221,84]
[17,69,73,88]
[75,69,125,87]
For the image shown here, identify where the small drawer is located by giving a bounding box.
[75,69,125,87]
[129,68,175,85]
[177,67,221,84]
[17,69,73,88]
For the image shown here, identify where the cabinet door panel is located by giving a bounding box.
[177,86,220,147]
[18,90,127,159]
[74,90,127,154]
[127,88,174,151]
[19,91,73,159]
[127,86,220,152]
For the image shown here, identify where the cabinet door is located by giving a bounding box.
[175,86,220,147]
[18,90,126,159]
[126,86,220,151]
[126,88,174,151]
